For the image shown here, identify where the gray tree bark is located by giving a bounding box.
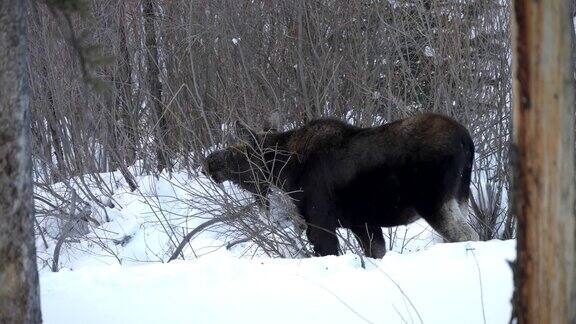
[144,0,170,173]
[0,0,43,322]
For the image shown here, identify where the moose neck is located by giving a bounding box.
[260,131,303,195]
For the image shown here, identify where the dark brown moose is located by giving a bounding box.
[203,114,478,258]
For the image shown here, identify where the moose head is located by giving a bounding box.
[202,121,285,209]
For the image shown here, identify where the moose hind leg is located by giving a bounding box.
[423,199,478,242]
[350,225,386,258]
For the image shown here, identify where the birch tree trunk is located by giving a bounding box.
[511,0,576,322]
[0,0,43,322]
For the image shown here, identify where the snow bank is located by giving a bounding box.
[36,170,442,271]
[37,170,515,323]
[41,240,514,324]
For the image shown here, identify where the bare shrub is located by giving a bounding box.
[29,0,513,266]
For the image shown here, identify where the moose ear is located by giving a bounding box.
[234,120,259,144]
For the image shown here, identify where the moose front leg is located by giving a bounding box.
[306,224,339,256]
[303,195,340,256]
[350,225,386,258]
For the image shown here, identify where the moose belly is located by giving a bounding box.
[336,167,422,227]
[339,194,420,227]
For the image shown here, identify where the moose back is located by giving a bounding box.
[204,114,478,258]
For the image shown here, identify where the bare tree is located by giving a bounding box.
[27,0,516,266]
[144,0,170,173]
[0,0,42,322]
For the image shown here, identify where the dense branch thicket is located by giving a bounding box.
[28,0,512,264]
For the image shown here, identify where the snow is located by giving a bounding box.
[41,241,514,324]
[37,170,516,323]
[424,46,436,58]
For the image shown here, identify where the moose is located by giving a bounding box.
[203,113,478,258]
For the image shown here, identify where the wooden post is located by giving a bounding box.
[511,0,576,323]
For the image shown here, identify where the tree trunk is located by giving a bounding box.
[0,0,43,322]
[117,3,138,167]
[511,0,576,323]
[113,4,139,192]
[144,0,170,173]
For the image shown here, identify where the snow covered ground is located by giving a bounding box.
[37,170,516,324]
